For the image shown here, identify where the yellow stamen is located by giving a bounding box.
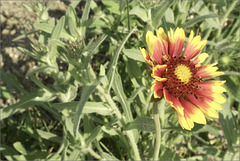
[174,64,192,83]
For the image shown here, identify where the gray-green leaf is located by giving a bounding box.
[126,117,155,132]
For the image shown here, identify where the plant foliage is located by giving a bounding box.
[1,0,239,160]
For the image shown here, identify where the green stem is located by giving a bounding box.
[153,101,161,160]
[216,0,238,38]
[148,8,152,26]
[127,0,130,32]
[202,27,212,41]
[96,85,122,120]
[126,131,141,160]
[88,148,102,160]
[221,0,238,27]
[96,85,141,160]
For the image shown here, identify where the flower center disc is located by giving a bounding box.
[174,64,192,84]
[162,57,201,98]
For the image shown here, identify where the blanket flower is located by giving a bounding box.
[140,27,226,130]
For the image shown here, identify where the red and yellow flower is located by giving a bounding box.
[140,27,226,130]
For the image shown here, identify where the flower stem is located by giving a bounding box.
[153,101,161,160]
[96,85,122,120]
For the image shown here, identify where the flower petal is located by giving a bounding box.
[168,27,185,57]
[195,86,226,104]
[192,53,209,65]
[151,80,164,98]
[177,112,193,130]
[146,31,163,64]
[180,98,206,125]
[183,30,207,60]
[141,27,226,131]
[164,92,207,130]
[186,95,221,118]
[163,89,184,116]
[151,64,167,80]
[198,80,226,93]
[167,28,175,57]
[140,47,155,67]
[197,63,224,78]
[156,27,168,55]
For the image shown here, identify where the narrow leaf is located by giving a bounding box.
[128,86,145,101]
[122,49,145,62]
[66,5,79,38]
[1,69,27,94]
[81,0,92,22]
[49,16,65,62]
[80,0,92,39]
[68,148,81,161]
[129,6,148,22]
[13,30,38,41]
[152,0,174,28]
[224,76,240,102]
[85,126,102,146]
[70,0,81,9]
[112,72,133,121]
[36,129,62,144]
[13,142,27,155]
[26,66,55,77]
[73,82,99,138]
[126,117,155,132]
[17,47,36,59]
[83,34,108,58]
[192,1,220,29]
[0,90,56,120]
[224,71,240,76]
[181,14,219,29]
[1,151,26,160]
[107,27,137,92]
[102,0,120,15]
[219,96,238,152]
[46,153,61,160]
[52,101,112,116]
[34,22,73,40]
[51,16,65,40]
[101,152,119,161]
[68,17,79,38]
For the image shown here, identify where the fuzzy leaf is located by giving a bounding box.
[0,90,56,120]
[52,101,112,116]
[73,82,99,138]
[129,6,148,22]
[13,142,27,155]
[151,0,174,28]
[107,27,137,92]
[36,129,62,144]
[181,14,219,29]
[122,49,145,62]
[219,96,238,152]
[126,117,155,132]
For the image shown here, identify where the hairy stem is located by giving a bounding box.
[96,85,141,160]
[153,101,161,160]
